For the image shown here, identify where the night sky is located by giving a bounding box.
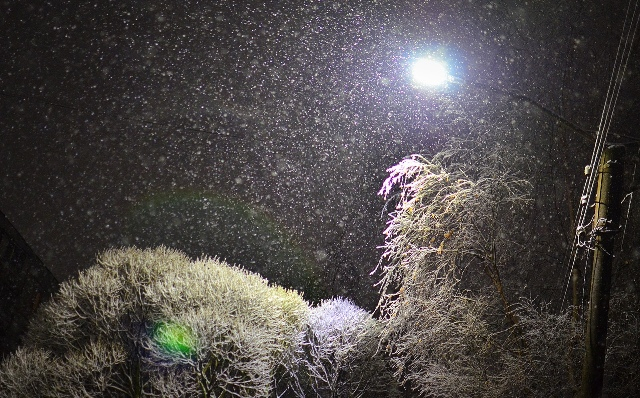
[2,0,639,308]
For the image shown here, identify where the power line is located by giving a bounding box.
[561,0,640,312]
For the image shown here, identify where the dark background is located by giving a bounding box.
[2,0,639,309]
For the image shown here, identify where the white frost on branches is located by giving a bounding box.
[0,247,309,398]
[0,247,400,398]
[375,149,581,397]
[291,297,399,398]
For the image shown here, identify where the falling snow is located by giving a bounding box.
[1,0,639,312]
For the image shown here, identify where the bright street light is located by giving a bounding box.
[409,55,594,140]
[411,57,451,87]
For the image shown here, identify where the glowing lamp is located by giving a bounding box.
[411,58,450,87]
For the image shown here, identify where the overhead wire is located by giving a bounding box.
[566,0,640,311]
[619,151,638,249]
[561,0,640,312]
[578,0,640,309]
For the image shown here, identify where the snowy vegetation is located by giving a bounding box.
[0,247,309,397]
[1,149,639,397]
[290,297,399,397]
[375,148,584,397]
[0,247,395,397]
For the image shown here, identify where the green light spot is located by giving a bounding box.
[153,322,196,357]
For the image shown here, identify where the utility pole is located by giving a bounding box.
[579,145,625,398]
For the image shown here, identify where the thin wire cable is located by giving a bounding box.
[619,149,639,249]
[561,0,640,311]
[565,0,639,310]
[562,0,640,310]
[580,0,640,250]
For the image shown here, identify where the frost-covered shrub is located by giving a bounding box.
[287,298,398,398]
[289,297,399,398]
[0,348,57,397]
[0,246,308,398]
[376,151,580,397]
[496,300,582,397]
[602,291,640,396]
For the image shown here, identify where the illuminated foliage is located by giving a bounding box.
[0,247,309,397]
[376,147,581,397]
[291,297,400,398]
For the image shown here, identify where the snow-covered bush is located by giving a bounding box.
[495,300,582,397]
[289,297,399,398]
[0,246,308,397]
[602,291,640,396]
[376,151,580,397]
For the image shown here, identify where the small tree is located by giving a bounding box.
[377,148,532,324]
[289,297,399,398]
[375,147,581,397]
[0,246,308,397]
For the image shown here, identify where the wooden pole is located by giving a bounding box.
[579,145,625,398]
